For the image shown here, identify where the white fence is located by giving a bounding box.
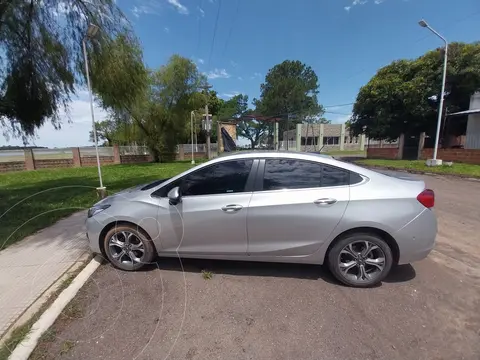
[79,147,114,157]
[179,143,218,153]
[119,145,149,155]
[278,141,297,150]
[0,150,25,162]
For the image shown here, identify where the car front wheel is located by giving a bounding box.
[103,224,156,271]
[327,233,393,287]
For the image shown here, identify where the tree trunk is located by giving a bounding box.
[250,139,255,150]
[151,148,160,162]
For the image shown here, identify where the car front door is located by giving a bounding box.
[246,158,350,257]
[155,159,256,255]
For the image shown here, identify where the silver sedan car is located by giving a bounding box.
[86,151,437,287]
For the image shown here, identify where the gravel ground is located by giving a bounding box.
[30,175,480,360]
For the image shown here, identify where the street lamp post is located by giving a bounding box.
[190,111,195,164]
[419,19,448,166]
[82,24,106,197]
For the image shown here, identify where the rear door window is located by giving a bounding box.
[262,159,352,190]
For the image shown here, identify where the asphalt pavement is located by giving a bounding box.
[29,174,480,360]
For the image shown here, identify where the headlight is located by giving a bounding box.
[87,204,111,218]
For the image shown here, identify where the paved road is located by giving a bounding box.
[30,175,480,360]
[0,211,88,340]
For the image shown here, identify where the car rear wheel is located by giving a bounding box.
[103,225,156,271]
[327,233,393,287]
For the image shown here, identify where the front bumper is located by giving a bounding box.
[86,212,114,255]
[395,209,437,265]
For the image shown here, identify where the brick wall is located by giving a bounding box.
[367,147,399,159]
[0,161,25,172]
[178,152,207,160]
[421,149,480,165]
[120,154,153,164]
[80,156,115,166]
[35,159,73,169]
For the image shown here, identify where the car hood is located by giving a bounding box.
[95,178,171,205]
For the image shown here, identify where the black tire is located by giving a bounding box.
[103,224,156,271]
[327,233,393,288]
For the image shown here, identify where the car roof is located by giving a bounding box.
[212,150,374,176]
[218,150,332,160]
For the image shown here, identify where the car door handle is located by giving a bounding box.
[221,204,243,212]
[314,198,337,205]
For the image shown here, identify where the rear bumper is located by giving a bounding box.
[395,209,437,265]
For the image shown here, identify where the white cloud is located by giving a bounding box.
[237,76,243,81]
[230,60,238,67]
[197,6,205,17]
[164,27,170,33]
[167,0,189,15]
[221,91,240,99]
[374,0,384,3]
[0,94,108,148]
[344,0,369,11]
[131,1,161,18]
[197,58,204,64]
[329,114,352,124]
[206,68,230,79]
[250,72,262,80]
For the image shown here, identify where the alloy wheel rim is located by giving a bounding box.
[108,231,145,266]
[337,240,386,282]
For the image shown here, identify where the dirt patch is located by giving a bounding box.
[28,257,480,360]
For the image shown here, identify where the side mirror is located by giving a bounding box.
[167,186,182,205]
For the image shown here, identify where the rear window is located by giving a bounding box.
[349,172,364,185]
[262,159,360,190]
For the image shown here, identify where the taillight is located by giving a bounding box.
[417,189,435,208]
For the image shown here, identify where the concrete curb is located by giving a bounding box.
[8,255,103,360]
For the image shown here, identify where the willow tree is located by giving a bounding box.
[0,0,147,142]
[134,55,206,162]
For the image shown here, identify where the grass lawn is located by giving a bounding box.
[357,159,480,178]
[0,162,194,250]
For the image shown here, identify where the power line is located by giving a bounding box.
[324,111,352,116]
[195,0,205,55]
[324,102,354,108]
[222,0,240,56]
[207,0,222,67]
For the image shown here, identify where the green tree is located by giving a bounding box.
[256,60,324,139]
[217,94,270,149]
[0,0,147,142]
[89,117,144,146]
[89,119,117,146]
[350,42,480,143]
[133,55,205,161]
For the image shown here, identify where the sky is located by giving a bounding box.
[2,0,480,148]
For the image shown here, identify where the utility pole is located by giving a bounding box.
[286,113,290,150]
[418,19,448,166]
[205,102,211,159]
[200,84,213,158]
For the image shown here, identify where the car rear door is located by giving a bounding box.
[246,158,350,257]
[155,159,257,255]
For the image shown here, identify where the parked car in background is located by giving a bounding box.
[86,151,437,287]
